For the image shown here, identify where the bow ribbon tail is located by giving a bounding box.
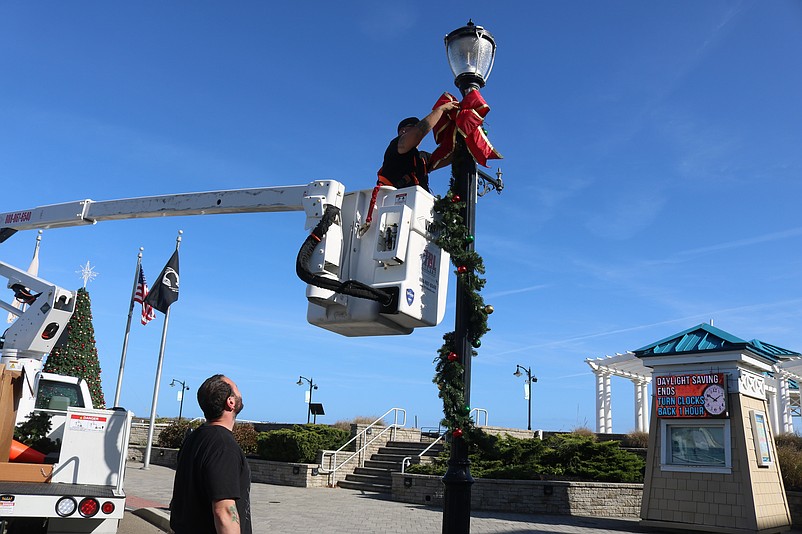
[429,92,459,171]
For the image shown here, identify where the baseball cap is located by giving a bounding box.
[397,117,419,132]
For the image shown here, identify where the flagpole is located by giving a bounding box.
[114,247,143,408]
[143,230,182,470]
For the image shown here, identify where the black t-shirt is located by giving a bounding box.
[380,137,430,192]
[170,424,252,534]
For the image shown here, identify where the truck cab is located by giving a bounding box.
[8,356,93,442]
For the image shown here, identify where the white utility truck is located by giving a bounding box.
[0,180,449,533]
[0,261,132,534]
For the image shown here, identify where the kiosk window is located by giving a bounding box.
[661,419,731,473]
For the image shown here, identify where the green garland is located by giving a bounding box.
[430,189,492,439]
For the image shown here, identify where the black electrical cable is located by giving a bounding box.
[296,206,392,305]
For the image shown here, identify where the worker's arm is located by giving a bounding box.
[397,101,460,154]
[212,499,241,534]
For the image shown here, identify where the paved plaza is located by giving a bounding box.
[121,462,654,533]
[121,462,802,533]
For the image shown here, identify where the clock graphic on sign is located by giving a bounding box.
[703,384,726,415]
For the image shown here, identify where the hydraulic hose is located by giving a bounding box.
[296,205,392,305]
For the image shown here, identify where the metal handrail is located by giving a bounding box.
[401,430,446,473]
[319,407,406,485]
[471,407,489,426]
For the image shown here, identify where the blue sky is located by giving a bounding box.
[2,1,801,433]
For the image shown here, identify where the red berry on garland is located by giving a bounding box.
[457,266,468,274]
[448,352,458,362]
[453,428,463,438]
[452,195,461,203]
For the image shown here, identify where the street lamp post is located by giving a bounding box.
[513,365,538,431]
[296,376,318,424]
[169,379,190,421]
[441,20,496,534]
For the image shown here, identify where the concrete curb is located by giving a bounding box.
[132,507,171,532]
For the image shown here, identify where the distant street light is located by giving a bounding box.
[296,376,318,424]
[513,365,537,431]
[169,379,190,421]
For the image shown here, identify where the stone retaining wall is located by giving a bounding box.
[129,422,168,446]
[127,446,328,488]
[391,473,643,518]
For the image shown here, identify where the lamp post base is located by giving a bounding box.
[442,435,474,534]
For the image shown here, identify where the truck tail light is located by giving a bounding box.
[101,501,115,514]
[56,496,77,517]
[78,497,99,517]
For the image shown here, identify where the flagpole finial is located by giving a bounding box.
[138,246,144,259]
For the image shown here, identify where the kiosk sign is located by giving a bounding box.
[655,372,727,418]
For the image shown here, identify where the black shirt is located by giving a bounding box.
[379,137,430,192]
[170,424,252,534]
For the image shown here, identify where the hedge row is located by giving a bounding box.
[156,420,347,462]
[408,431,646,483]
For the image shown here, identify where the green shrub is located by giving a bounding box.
[623,430,649,448]
[157,419,202,448]
[158,420,259,454]
[332,415,384,432]
[570,427,597,440]
[256,425,349,463]
[541,433,644,482]
[232,423,259,455]
[776,433,802,490]
[407,430,644,483]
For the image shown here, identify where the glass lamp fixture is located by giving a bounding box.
[445,20,496,91]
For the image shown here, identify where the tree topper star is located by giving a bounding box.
[77,261,99,287]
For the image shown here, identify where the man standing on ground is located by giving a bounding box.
[170,374,251,534]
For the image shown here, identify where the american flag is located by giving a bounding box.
[134,266,156,325]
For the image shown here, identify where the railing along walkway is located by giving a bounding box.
[319,407,405,486]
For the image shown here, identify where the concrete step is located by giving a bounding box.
[378,445,438,456]
[354,466,392,477]
[364,458,399,470]
[372,452,411,464]
[346,472,391,485]
[337,479,391,494]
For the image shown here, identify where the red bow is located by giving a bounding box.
[429,90,503,169]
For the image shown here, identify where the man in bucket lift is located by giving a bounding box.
[377,100,459,194]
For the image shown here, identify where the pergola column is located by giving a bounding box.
[779,375,793,433]
[633,379,644,432]
[634,380,649,432]
[767,384,779,435]
[603,371,612,434]
[594,369,606,433]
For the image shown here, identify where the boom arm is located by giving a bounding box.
[0,261,76,360]
[0,181,344,242]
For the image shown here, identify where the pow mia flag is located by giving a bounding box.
[144,250,179,313]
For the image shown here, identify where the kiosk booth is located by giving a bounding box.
[636,323,795,534]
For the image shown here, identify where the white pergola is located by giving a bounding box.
[585,353,802,435]
[585,352,651,434]
[771,357,802,434]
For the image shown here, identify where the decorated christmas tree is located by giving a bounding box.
[43,287,105,408]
